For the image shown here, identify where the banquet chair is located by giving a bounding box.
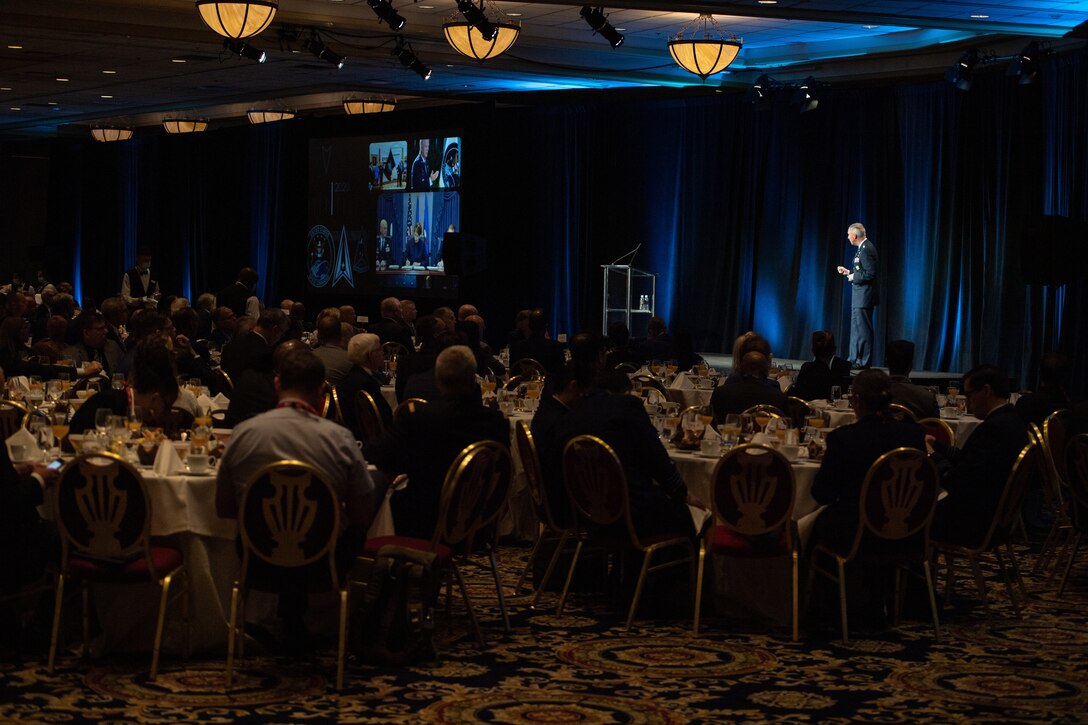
[353,390,385,446]
[918,418,955,448]
[1054,434,1088,594]
[695,444,798,639]
[509,358,547,380]
[504,374,530,392]
[1,399,30,439]
[393,397,427,422]
[614,362,639,373]
[356,441,513,645]
[787,397,816,428]
[382,341,410,361]
[886,403,918,423]
[559,435,696,631]
[321,381,344,424]
[209,368,233,397]
[742,404,785,419]
[70,373,108,394]
[226,460,348,689]
[48,452,189,681]
[807,447,941,645]
[631,374,668,399]
[934,442,1043,620]
[512,422,577,608]
[1034,410,1073,578]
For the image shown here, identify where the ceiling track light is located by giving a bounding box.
[224,38,267,63]
[343,97,396,114]
[789,75,821,112]
[742,74,825,113]
[367,0,406,32]
[945,47,992,91]
[456,0,497,40]
[580,6,623,49]
[443,0,520,62]
[394,38,431,80]
[304,34,346,69]
[163,118,209,133]
[1007,40,1051,85]
[196,0,277,39]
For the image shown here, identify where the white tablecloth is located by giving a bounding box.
[381,384,397,410]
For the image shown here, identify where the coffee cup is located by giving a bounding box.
[834,399,850,410]
[187,454,211,474]
[700,438,720,457]
[941,406,961,419]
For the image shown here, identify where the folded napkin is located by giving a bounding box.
[6,427,40,462]
[153,441,186,476]
[776,375,791,392]
[670,373,693,390]
[196,394,214,416]
[210,392,230,409]
[9,376,30,395]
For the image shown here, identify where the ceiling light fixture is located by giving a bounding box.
[367,0,406,31]
[247,108,295,124]
[394,38,432,79]
[303,34,346,69]
[443,0,520,62]
[91,127,134,142]
[343,97,396,114]
[668,14,742,81]
[580,6,624,48]
[163,118,209,133]
[196,0,277,39]
[102,69,117,74]
[224,38,267,63]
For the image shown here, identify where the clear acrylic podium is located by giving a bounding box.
[601,265,656,338]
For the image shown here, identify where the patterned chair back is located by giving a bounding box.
[515,421,560,531]
[0,399,29,439]
[433,441,512,549]
[858,448,939,544]
[711,444,795,537]
[562,435,629,531]
[918,417,955,448]
[984,443,1044,547]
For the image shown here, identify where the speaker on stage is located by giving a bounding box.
[442,232,488,276]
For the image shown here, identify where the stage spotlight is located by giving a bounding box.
[1007,40,1047,85]
[223,38,267,63]
[790,76,819,112]
[457,0,498,41]
[580,6,624,48]
[367,0,406,31]
[744,73,773,109]
[946,48,980,91]
[304,35,346,69]
[394,39,431,80]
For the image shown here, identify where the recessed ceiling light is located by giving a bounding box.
[0,87,10,91]
[10,107,21,111]
[418,4,434,7]
[615,27,626,31]
[172,58,187,63]
[507,12,522,16]
[102,69,117,74]
[47,101,58,105]
[7,45,23,49]
[56,77,70,82]
[971,14,989,19]
[101,94,113,98]
[758,0,777,4]
[863,25,879,29]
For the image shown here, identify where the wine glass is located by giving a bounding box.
[830,385,841,402]
[127,406,144,436]
[95,407,112,436]
[51,410,70,450]
[718,413,741,447]
[107,414,128,451]
[112,373,126,391]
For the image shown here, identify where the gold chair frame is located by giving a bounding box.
[509,357,547,380]
[1054,434,1088,594]
[393,397,428,422]
[918,417,955,448]
[354,389,385,445]
[886,403,918,423]
[0,399,30,439]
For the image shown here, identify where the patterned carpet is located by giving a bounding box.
[2,544,1087,724]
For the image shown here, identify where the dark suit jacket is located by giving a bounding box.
[395,347,437,402]
[368,317,415,352]
[225,369,276,428]
[219,330,273,381]
[710,376,791,422]
[216,281,251,318]
[338,366,393,439]
[931,404,1029,546]
[366,394,509,539]
[790,356,852,401]
[636,334,673,364]
[888,375,940,419]
[530,394,573,526]
[553,391,693,539]
[0,443,52,592]
[510,334,565,377]
[850,239,879,308]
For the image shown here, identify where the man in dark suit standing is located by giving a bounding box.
[929,365,1029,547]
[216,267,259,319]
[220,308,287,381]
[789,330,852,401]
[836,222,878,368]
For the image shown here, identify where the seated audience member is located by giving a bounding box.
[400,299,418,344]
[0,366,59,594]
[507,309,532,346]
[368,297,415,352]
[311,313,353,384]
[457,303,478,321]
[724,332,782,390]
[63,312,123,376]
[402,330,468,402]
[433,306,456,331]
[884,339,939,419]
[929,365,1029,546]
[394,314,441,402]
[0,316,40,377]
[1016,351,1072,427]
[224,339,309,428]
[193,292,216,340]
[531,362,595,526]
[510,308,565,376]
[635,316,673,363]
[568,330,607,375]
[553,370,699,541]
[216,267,258,319]
[220,308,287,381]
[171,307,214,385]
[457,318,504,379]
[671,329,705,372]
[210,306,238,348]
[100,296,129,353]
[790,330,852,401]
[710,351,791,422]
[216,347,375,651]
[69,339,190,437]
[604,321,642,370]
[465,313,498,356]
[31,315,69,364]
[367,345,508,539]
[807,370,925,551]
[338,305,358,333]
[339,333,394,436]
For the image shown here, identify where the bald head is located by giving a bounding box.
[457,304,478,320]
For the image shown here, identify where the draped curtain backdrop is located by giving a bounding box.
[27,47,1087,396]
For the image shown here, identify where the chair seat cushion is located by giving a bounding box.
[710,525,789,557]
[363,535,452,562]
[67,547,183,582]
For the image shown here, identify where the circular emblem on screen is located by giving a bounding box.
[307,225,333,288]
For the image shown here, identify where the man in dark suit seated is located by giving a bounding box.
[634,316,673,363]
[366,345,508,539]
[929,365,1029,546]
[216,267,258,319]
[338,332,394,437]
[224,339,309,428]
[885,339,939,419]
[219,308,287,381]
[604,321,642,370]
[394,315,441,402]
[509,308,565,376]
[789,330,852,401]
[531,362,596,527]
[209,306,238,349]
[1015,351,1072,427]
[711,351,790,422]
[368,297,415,353]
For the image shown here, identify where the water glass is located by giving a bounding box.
[112,373,127,390]
[830,385,841,402]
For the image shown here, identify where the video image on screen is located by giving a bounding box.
[375,191,460,275]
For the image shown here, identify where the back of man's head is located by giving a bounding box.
[196,293,216,312]
[380,297,401,319]
[128,309,166,341]
[811,330,837,360]
[1037,351,1069,389]
[47,314,67,340]
[435,345,477,397]
[131,338,179,400]
[647,316,667,337]
[238,267,259,288]
[885,339,915,376]
[316,313,341,345]
[570,330,605,369]
[276,348,326,400]
[852,369,892,414]
[607,321,630,347]
[527,309,547,334]
[101,296,127,324]
[965,364,1012,399]
[347,333,381,367]
[415,314,440,346]
[739,351,770,378]
[433,306,455,326]
[457,303,478,320]
[257,308,288,335]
